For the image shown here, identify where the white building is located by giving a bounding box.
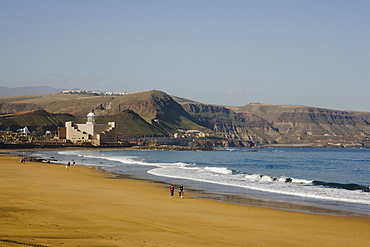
[64,112,117,146]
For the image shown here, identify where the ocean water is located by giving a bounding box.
[30,148,370,215]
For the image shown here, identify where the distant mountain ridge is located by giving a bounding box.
[0,88,369,147]
[0,86,67,98]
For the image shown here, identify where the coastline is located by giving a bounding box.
[5,148,370,216]
[111,170,364,217]
[1,152,370,246]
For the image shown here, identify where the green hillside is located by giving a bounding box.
[0,110,74,132]
[94,109,165,136]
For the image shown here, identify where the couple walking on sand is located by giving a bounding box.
[65,161,75,170]
[169,184,184,198]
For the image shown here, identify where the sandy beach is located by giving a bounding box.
[1,152,369,247]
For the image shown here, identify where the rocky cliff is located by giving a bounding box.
[181,103,277,146]
[232,104,370,147]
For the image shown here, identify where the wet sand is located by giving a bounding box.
[1,153,370,246]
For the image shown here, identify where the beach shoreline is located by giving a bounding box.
[1,151,370,246]
[4,148,370,217]
[110,167,364,217]
[13,148,364,217]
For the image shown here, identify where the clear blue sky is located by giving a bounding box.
[1,0,369,111]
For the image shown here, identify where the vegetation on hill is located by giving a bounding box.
[0,110,74,132]
[93,109,165,136]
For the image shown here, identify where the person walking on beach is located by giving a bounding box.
[169,185,175,197]
[179,184,184,198]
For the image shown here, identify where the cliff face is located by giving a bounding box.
[231,104,370,146]
[179,102,370,147]
[182,103,277,146]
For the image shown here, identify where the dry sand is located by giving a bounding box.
[1,153,369,247]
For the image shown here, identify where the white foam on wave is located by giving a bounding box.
[87,154,148,166]
[204,167,233,175]
[243,174,313,184]
[290,178,313,184]
[58,151,81,156]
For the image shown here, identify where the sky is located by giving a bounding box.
[1,0,369,111]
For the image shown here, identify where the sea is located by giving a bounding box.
[26,148,370,215]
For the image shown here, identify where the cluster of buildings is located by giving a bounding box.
[58,112,117,146]
[62,90,127,96]
[0,112,118,147]
[174,129,209,138]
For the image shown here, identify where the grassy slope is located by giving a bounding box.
[0,110,74,130]
[96,110,165,136]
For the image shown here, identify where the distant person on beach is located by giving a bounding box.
[169,185,174,197]
[179,184,184,198]
[66,162,70,170]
